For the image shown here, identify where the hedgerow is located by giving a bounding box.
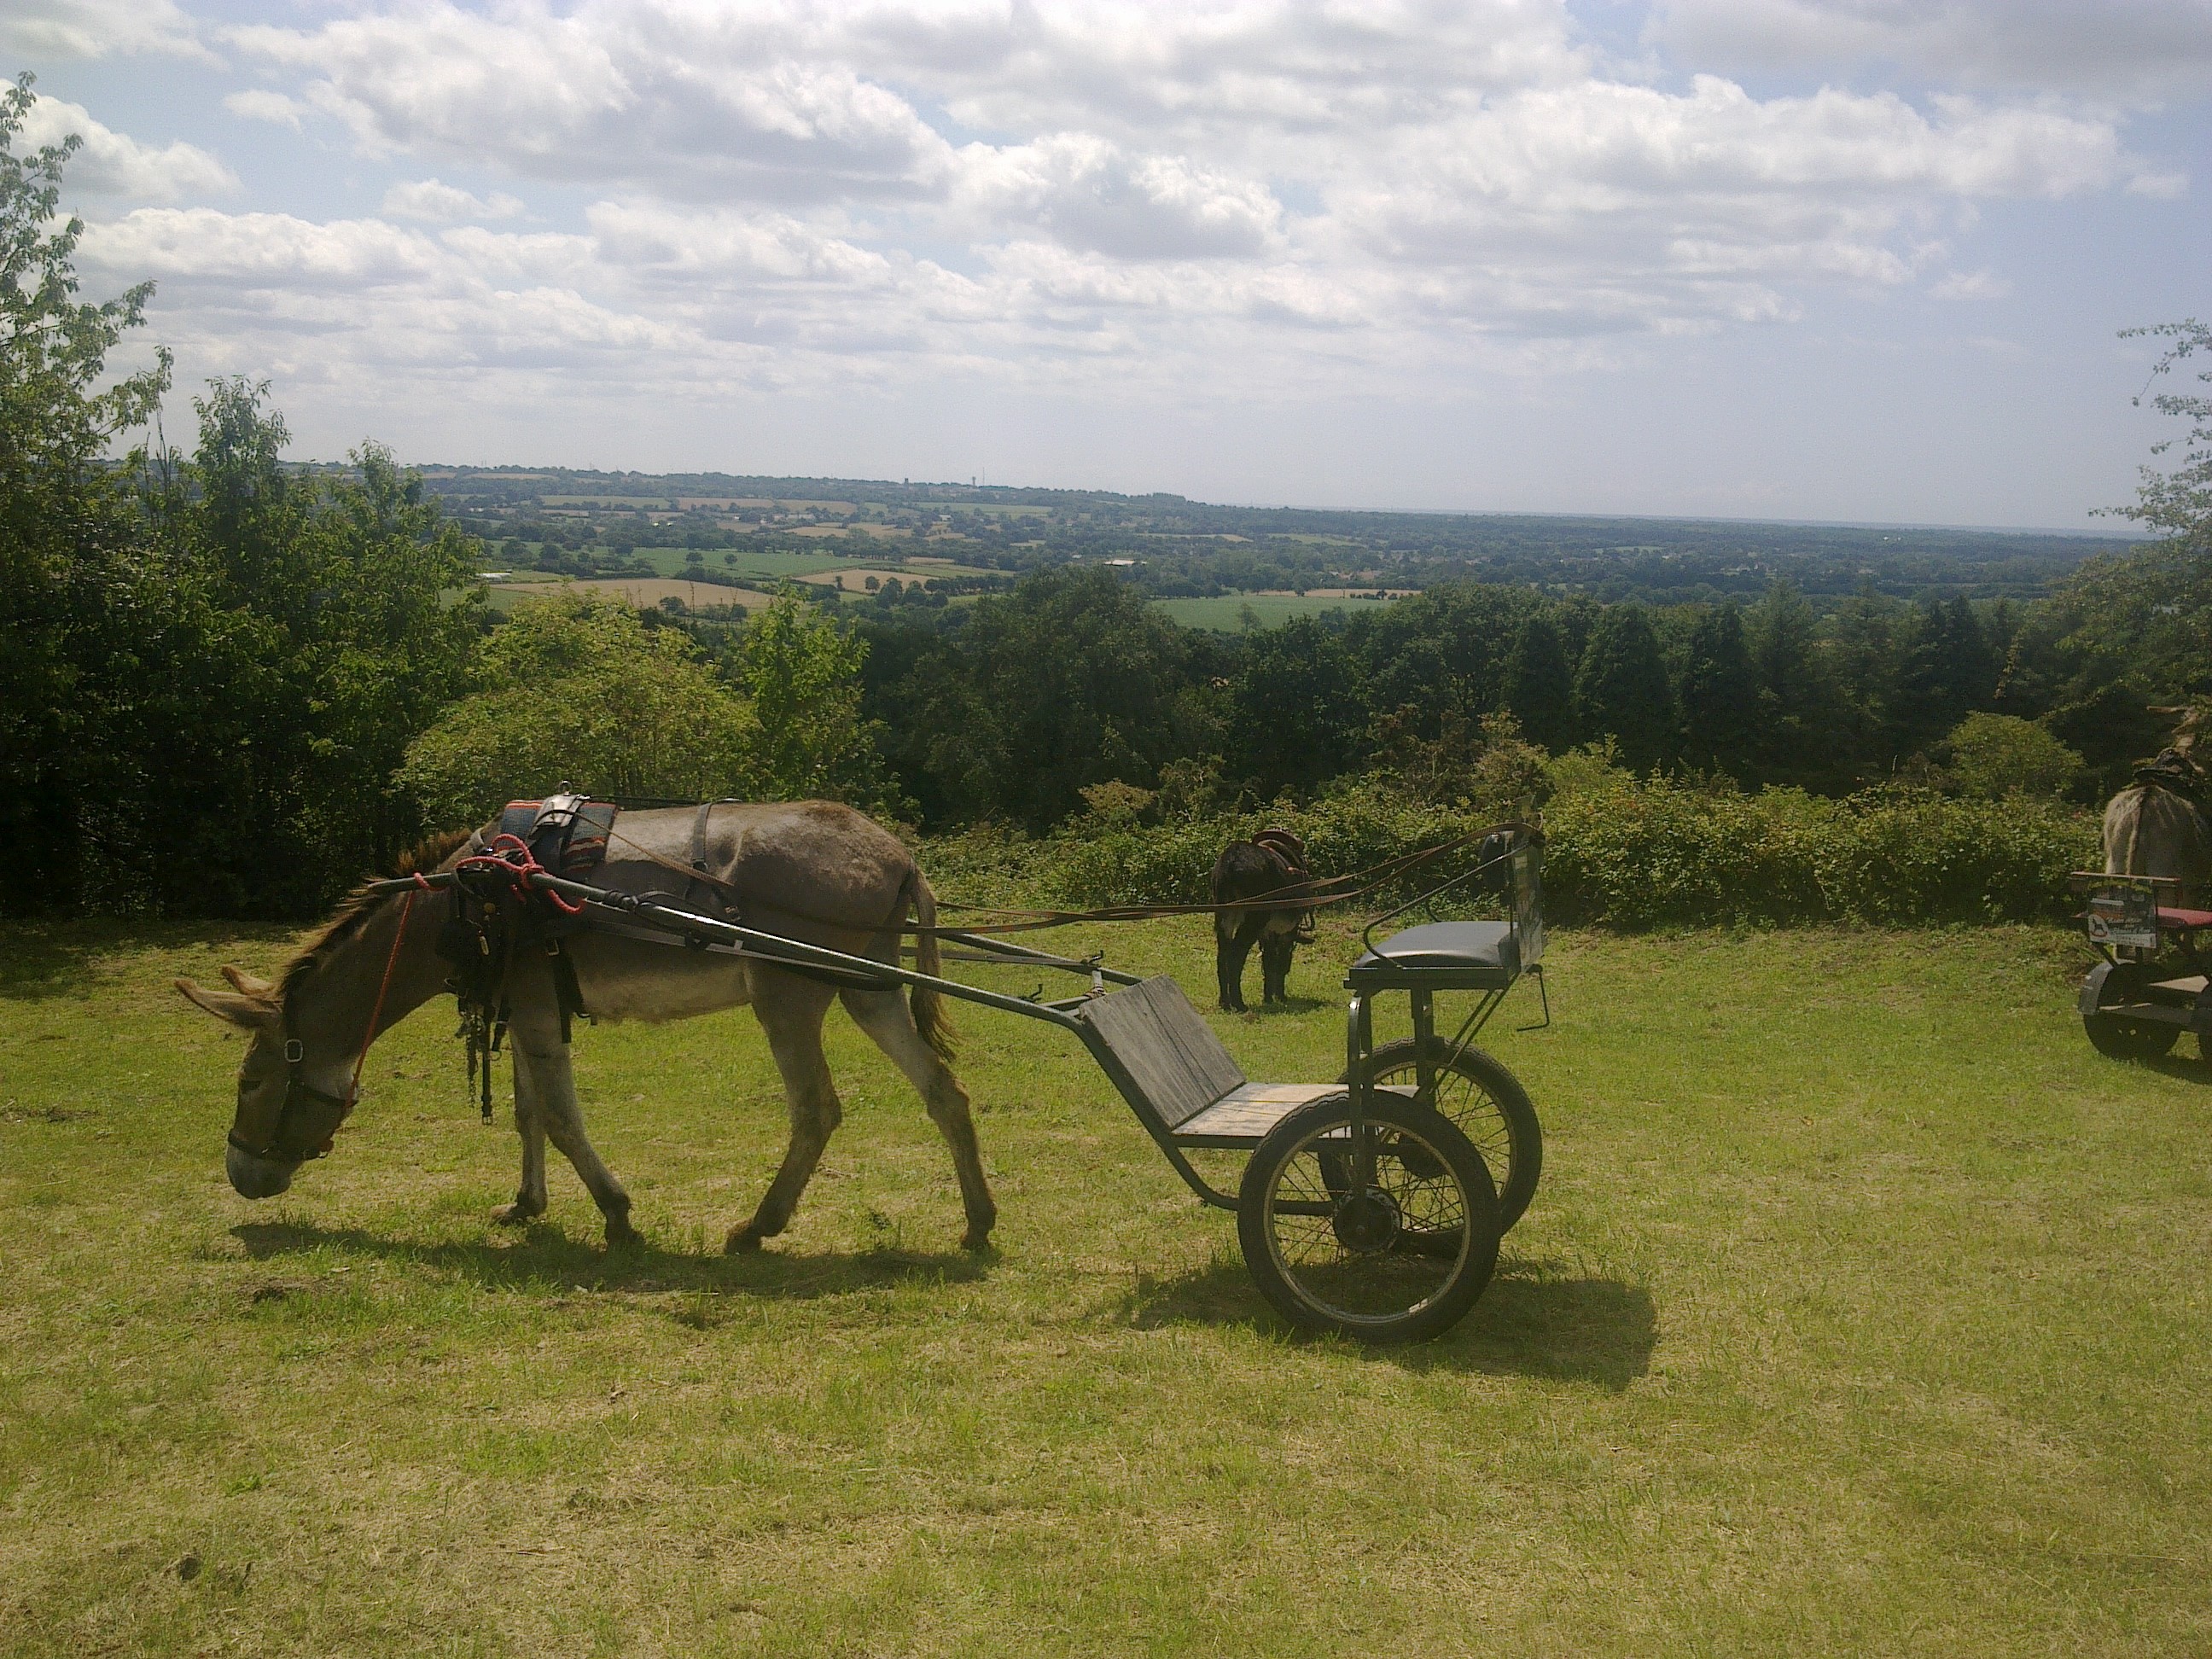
[926,758,2099,928]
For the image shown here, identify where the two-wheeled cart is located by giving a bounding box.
[2074,871,2212,1060]
[396,827,1550,1343]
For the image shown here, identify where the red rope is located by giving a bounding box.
[351,888,416,1104]
[457,833,587,914]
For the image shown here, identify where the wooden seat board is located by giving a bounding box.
[1172,1083,1341,1147]
[1171,1082,1421,1150]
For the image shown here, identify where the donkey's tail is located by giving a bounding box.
[905,866,958,1066]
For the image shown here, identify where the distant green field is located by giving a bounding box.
[1155,593,1403,631]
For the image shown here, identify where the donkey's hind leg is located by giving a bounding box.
[492,1077,548,1225]
[841,987,997,1252]
[509,996,638,1248]
[726,971,842,1254]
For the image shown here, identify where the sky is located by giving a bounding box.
[8,0,2209,527]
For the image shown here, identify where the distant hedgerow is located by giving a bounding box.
[928,754,2099,929]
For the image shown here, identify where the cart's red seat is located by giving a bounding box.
[2157,907,2212,932]
[1347,921,1518,990]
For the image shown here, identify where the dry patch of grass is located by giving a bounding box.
[3,917,2209,1655]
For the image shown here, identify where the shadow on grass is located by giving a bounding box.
[0,918,294,1001]
[2144,1049,2212,1085]
[230,1220,992,1308]
[1119,1254,1656,1390]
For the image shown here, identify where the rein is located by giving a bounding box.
[602,820,1534,937]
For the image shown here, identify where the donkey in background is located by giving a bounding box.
[1211,826,1318,1012]
[177,801,996,1253]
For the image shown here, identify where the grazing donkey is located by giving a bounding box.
[177,802,994,1254]
[1210,827,1317,1012]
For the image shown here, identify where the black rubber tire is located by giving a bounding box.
[1237,1092,1501,1345]
[2085,964,2181,1060]
[1343,1039,1543,1231]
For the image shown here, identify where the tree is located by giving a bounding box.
[0,72,170,909]
[1228,615,1362,800]
[2005,320,2212,793]
[904,566,1206,830]
[1745,580,1830,786]
[1892,596,1995,759]
[140,381,485,911]
[1675,604,1756,778]
[1501,613,1574,754]
[2118,318,2212,549]
[1572,604,1673,772]
[399,593,754,824]
[733,587,899,809]
[1943,713,2083,799]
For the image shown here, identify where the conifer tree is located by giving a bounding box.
[1501,613,1574,754]
[1572,604,1673,771]
[1677,604,1757,778]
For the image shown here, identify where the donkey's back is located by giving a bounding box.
[2104,782,2212,908]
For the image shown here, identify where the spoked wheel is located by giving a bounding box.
[2084,963,2180,1060]
[1341,1039,1542,1231]
[1237,1092,1501,1345]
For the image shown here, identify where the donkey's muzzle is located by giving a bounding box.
[226,1142,296,1199]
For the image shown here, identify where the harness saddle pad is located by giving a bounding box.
[499,795,620,876]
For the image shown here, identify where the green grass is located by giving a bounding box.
[3,916,2209,1654]
[1154,593,1403,631]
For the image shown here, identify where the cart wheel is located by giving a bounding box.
[2084,963,2180,1060]
[1342,1039,1542,1231]
[1237,1092,1501,1344]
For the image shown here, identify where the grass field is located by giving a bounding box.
[622,548,846,582]
[3,916,2209,1655]
[1155,593,1405,631]
[487,578,772,613]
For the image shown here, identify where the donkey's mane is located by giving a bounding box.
[278,828,477,1002]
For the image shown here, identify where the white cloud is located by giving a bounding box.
[0,0,211,62]
[382,178,527,222]
[953,134,1284,259]
[224,90,306,129]
[35,0,2182,429]
[1930,268,2011,300]
[1649,0,2212,101]
[20,96,236,200]
[230,3,960,203]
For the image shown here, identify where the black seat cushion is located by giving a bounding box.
[1348,920,1518,985]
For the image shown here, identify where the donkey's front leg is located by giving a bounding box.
[509,999,639,1249]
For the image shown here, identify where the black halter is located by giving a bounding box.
[227,1023,353,1165]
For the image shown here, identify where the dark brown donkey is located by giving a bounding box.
[1211,827,1317,1012]
[176,802,994,1253]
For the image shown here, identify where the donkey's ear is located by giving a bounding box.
[176,977,280,1031]
[220,965,276,998]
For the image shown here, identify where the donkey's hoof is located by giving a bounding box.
[960,1225,994,1254]
[603,1215,643,1251]
[724,1224,765,1255]
[491,1201,540,1226]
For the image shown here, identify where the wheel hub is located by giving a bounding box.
[1331,1188,1401,1254]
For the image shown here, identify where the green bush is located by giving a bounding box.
[1943,712,2085,800]
[934,755,2100,929]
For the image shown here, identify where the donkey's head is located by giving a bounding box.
[176,831,476,1200]
[175,965,344,1198]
